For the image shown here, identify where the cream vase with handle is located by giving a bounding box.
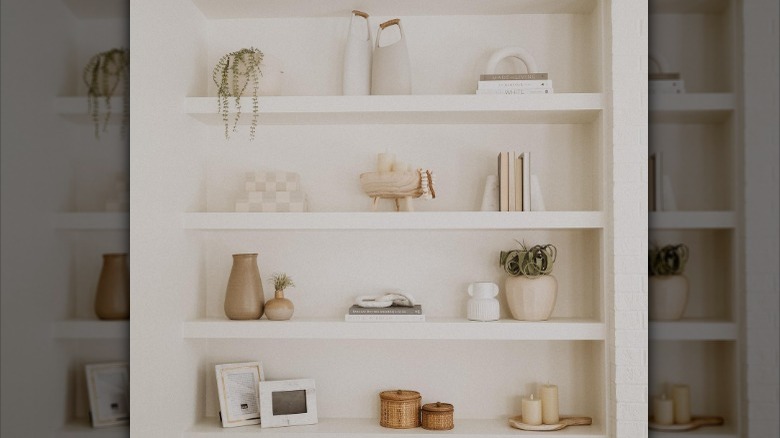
[371,19,411,95]
[467,282,500,321]
[343,10,372,95]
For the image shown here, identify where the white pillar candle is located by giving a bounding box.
[521,394,542,425]
[540,384,559,424]
[391,161,408,172]
[671,384,691,424]
[653,394,674,425]
[377,152,395,172]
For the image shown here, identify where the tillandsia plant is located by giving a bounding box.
[212,47,263,141]
[500,241,557,278]
[83,48,129,138]
[270,272,295,292]
[649,243,689,276]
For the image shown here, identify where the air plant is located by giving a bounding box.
[500,241,557,278]
[269,272,295,292]
[649,244,689,276]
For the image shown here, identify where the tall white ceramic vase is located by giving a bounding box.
[371,18,411,95]
[343,10,372,95]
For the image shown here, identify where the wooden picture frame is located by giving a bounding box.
[215,362,265,428]
[85,362,129,428]
[259,379,318,428]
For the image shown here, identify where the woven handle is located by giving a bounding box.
[380,18,400,29]
[352,10,369,18]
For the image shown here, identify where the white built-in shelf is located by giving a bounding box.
[57,419,128,437]
[649,93,735,123]
[649,0,730,15]
[51,320,129,339]
[186,417,605,437]
[649,212,736,229]
[52,212,129,230]
[190,0,598,19]
[61,0,128,19]
[649,320,738,341]
[182,318,606,341]
[183,95,604,125]
[53,97,126,124]
[182,212,606,231]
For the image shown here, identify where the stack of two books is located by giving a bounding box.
[497,151,531,212]
[476,73,553,95]
[344,305,425,322]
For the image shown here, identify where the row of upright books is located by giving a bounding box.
[476,73,553,95]
[344,304,424,322]
[497,151,532,212]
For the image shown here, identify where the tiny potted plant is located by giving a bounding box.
[83,48,129,138]
[500,242,558,321]
[649,243,689,320]
[265,272,296,321]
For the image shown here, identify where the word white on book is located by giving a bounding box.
[478,79,553,89]
[477,88,553,95]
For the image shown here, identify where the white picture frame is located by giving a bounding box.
[215,362,265,428]
[84,362,129,428]
[259,379,318,428]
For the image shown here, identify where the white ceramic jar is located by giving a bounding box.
[467,282,500,321]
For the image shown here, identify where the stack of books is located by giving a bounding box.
[344,304,425,322]
[649,73,685,94]
[497,151,531,212]
[476,73,553,95]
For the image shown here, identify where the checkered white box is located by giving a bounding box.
[245,172,301,192]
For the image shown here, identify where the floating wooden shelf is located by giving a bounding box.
[649,211,736,229]
[52,213,129,230]
[51,320,129,339]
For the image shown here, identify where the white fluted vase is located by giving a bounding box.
[343,10,372,95]
[371,18,411,95]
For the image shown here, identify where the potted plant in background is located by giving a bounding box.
[648,243,689,320]
[500,242,558,321]
[265,272,296,321]
[83,47,129,138]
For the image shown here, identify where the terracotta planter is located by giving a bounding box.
[224,253,264,320]
[649,275,688,320]
[94,253,129,320]
[505,275,557,321]
[265,290,294,321]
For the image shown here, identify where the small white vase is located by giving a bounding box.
[467,282,500,321]
[342,10,372,95]
[505,275,557,321]
[371,19,411,95]
[649,275,688,320]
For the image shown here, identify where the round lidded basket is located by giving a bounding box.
[421,402,454,430]
[379,390,421,429]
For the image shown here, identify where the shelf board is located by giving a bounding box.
[649,320,738,341]
[649,93,735,123]
[51,320,129,339]
[62,0,128,19]
[184,95,604,125]
[649,0,730,15]
[53,97,127,124]
[186,417,605,437]
[57,419,128,437]
[52,212,129,230]
[182,212,606,231]
[190,0,599,19]
[649,425,736,438]
[649,212,736,229]
[182,318,606,341]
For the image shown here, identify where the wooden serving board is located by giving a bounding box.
[508,415,592,431]
[649,416,724,431]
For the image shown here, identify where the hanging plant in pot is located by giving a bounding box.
[648,243,689,320]
[265,272,296,321]
[500,242,558,321]
[83,48,129,138]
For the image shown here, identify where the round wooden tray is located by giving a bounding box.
[508,415,592,431]
[649,416,724,431]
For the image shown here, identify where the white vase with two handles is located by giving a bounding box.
[371,18,411,95]
[342,10,372,95]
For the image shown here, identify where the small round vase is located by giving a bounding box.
[265,290,294,321]
[224,253,264,320]
[94,253,130,320]
[505,275,557,321]
[649,275,688,320]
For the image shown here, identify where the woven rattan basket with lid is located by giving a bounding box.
[421,402,454,430]
[379,390,421,428]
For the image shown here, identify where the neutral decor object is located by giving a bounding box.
[521,394,542,425]
[649,416,724,431]
[236,171,306,212]
[259,379,318,428]
[466,282,500,321]
[215,362,264,428]
[649,53,685,94]
[343,10,372,95]
[540,384,560,425]
[224,253,265,320]
[371,19,411,95]
[355,291,416,308]
[509,415,593,431]
[94,253,129,320]
[265,273,295,321]
[421,402,454,430]
[85,362,129,428]
[379,389,421,429]
[360,169,436,211]
[648,244,689,320]
[671,384,691,424]
[500,242,558,321]
[653,394,674,425]
[480,175,499,211]
[83,48,129,138]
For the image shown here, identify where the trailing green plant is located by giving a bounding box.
[212,47,263,141]
[649,243,689,276]
[500,241,557,278]
[269,272,295,291]
[83,48,129,138]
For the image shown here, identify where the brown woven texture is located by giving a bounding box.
[421,402,454,430]
[379,390,421,428]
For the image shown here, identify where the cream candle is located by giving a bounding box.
[671,384,691,424]
[377,152,395,172]
[540,384,559,424]
[521,394,542,425]
[653,394,674,425]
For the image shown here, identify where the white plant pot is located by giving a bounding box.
[505,275,557,321]
[649,275,688,320]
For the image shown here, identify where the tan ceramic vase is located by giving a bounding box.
[224,253,264,320]
[505,275,557,321]
[649,275,688,320]
[265,290,294,321]
[94,253,130,320]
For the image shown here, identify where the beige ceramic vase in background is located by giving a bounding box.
[505,275,558,321]
[265,290,294,321]
[224,253,264,320]
[94,253,130,320]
